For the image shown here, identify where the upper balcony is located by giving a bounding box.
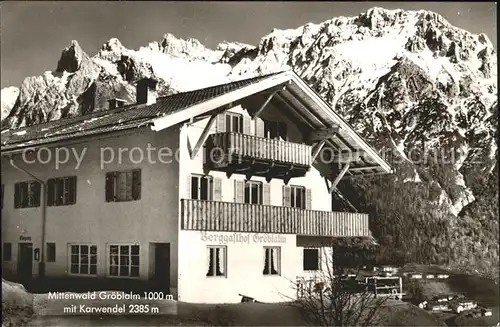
[180,199,370,237]
[204,132,312,182]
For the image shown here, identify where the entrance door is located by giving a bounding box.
[153,243,170,292]
[17,243,33,281]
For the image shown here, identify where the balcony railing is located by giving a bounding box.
[181,199,370,237]
[204,132,312,180]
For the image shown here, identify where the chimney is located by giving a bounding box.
[136,78,158,105]
[107,98,127,110]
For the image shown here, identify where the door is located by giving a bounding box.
[153,243,170,292]
[17,243,33,281]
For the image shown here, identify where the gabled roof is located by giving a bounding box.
[1,70,392,177]
[1,73,278,151]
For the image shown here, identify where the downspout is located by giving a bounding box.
[9,157,47,279]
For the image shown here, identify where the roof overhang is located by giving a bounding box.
[1,70,392,178]
[150,70,392,178]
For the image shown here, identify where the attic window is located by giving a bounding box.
[107,98,127,110]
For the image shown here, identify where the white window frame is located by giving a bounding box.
[206,246,227,278]
[107,244,140,278]
[290,185,306,209]
[303,248,321,271]
[191,174,213,200]
[244,180,263,205]
[225,112,243,133]
[68,243,98,277]
[263,246,281,276]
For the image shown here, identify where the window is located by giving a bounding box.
[47,176,77,206]
[3,243,12,261]
[303,248,320,271]
[14,181,41,208]
[263,247,280,275]
[225,112,243,133]
[109,245,140,277]
[290,186,306,209]
[244,181,262,205]
[191,175,213,200]
[69,244,97,275]
[283,186,310,209]
[47,243,56,262]
[263,120,287,140]
[206,246,226,277]
[105,170,141,202]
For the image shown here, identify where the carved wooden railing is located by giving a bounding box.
[181,199,370,237]
[206,132,312,167]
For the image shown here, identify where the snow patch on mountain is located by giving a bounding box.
[1,86,19,121]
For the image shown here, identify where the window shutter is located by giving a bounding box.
[56,179,64,205]
[282,185,291,207]
[14,183,20,208]
[262,183,271,205]
[21,183,28,208]
[186,175,192,199]
[216,113,226,133]
[243,116,251,135]
[68,177,77,204]
[255,118,265,137]
[234,180,244,203]
[305,188,312,210]
[132,170,141,200]
[47,179,55,206]
[34,182,41,207]
[213,177,222,201]
[105,172,115,202]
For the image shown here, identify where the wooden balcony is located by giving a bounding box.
[204,132,311,182]
[181,199,370,237]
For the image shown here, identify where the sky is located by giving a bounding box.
[0,1,496,89]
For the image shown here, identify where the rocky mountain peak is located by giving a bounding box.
[56,40,89,73]
[97,37,127,62]
[159,33,214,60]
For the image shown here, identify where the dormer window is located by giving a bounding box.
[107,98,127,110]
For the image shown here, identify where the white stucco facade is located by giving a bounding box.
[2,103,349,304]
[175,105,336,303]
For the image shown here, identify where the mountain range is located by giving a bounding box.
[1,7,498,279]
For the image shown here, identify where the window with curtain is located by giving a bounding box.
[263,247,280,275]
[206,246,226,277]
[109,244,140,277]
